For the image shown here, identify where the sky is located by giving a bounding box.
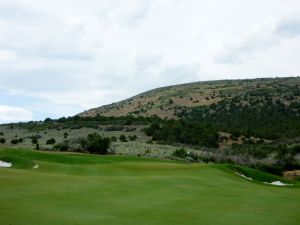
[0,0,299,123]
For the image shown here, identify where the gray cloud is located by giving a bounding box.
[276,17,300,38]
[215,15,300,64]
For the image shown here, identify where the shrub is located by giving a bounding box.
[32,138,38,144]
[11,139,18,144]
[53,140,70,152]
[0,138,6,144]
[64,132,69,139]
[119,134,127,142]
[172,148,188,158]
[0,132,3,136]
[129,135,137,141]
[105,125,124,131]
[80,133,110,155]
[30,135,41,145]
[46,138,56,145]
[110,136,117,142]
[10,138,23,144]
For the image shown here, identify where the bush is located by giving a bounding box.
[172,148,188,158]
[46,138,56,145]
[105,125,124,131]
[110,136,117,142]
[80,133,110,155]
[31,137,39,144]
[0,138,6,144]
[129,135,137,141]
[53,140,70,152]
[10,138,23,144]
[119,134,127,142]
[64,132,69,139]
[0,132,3,136]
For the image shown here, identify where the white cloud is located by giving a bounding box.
[0,105,33,123]
[0,49,16,62]
[0,0,299,122]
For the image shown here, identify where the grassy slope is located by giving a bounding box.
[0,148,300,225]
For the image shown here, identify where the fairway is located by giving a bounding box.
[0,149,300,225]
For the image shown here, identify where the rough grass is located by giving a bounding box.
[0,148,300,225]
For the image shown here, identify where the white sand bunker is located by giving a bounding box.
[33,164,39,169]
[263,181,293,186]
[235,172,253,180]
[0,160,12,168]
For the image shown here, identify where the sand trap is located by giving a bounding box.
[235,172,253,180]
[0,160,12,168]
[263,181,293,186]
[33,164,39,169]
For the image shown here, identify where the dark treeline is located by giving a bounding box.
[12,115,163,131]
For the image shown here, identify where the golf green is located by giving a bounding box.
[0,148,299,225]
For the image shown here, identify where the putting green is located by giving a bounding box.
[0,148,299,225]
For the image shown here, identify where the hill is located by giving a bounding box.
[1,76,300,178]
[79,77,300,120]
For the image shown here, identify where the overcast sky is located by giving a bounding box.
[0,0,299,123]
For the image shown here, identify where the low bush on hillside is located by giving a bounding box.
[129,135,137,141]
[119,134,127,142]
[46,138,56,145]
[10,138,23,145]
[105,125,124,131]
[79,133,111,155]
[0,138,6,144]
[172,148,188,158]
[53,140,70,152]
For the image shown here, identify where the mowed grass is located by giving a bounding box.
[0,149,300,225]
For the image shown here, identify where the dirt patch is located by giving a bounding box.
[283,170,300,180]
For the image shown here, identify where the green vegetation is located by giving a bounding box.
[0,138,5,144]
[144,120,219,147]
[188,97,300,139]
[1,77,300,178]
[128,135,137,141]
[10,138,23,144]
[119,134,127,142]
[80,133,111,154]
[0,148,299,225]
[46,138,56,145]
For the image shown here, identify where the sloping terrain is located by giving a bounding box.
[79,77,300,119]
[0,148,299,225]
[1,77,300,179]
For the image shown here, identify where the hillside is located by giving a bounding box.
[79,77,300,119]
[1,76,300,178]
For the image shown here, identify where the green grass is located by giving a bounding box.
[0,148,300,225]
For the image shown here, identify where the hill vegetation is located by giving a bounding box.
[1,77,300,178]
